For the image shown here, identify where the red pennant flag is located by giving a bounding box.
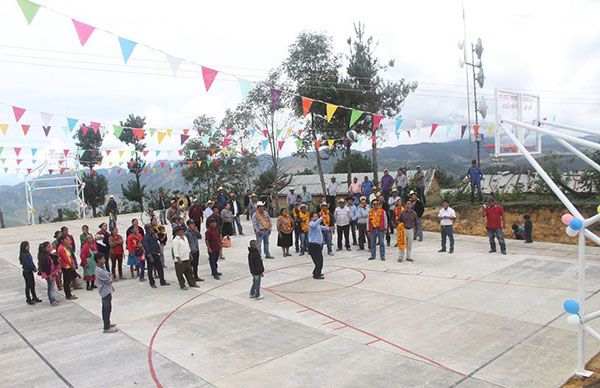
[302,97,314,117]
[63,149,70,157]
[60,168,66,175]
[13,106,26,122]
[142,150,149,157]
[187,161,193,167]
[160,162,165,168]
[16,159,23,165]
[180,134,190,145]
[91,122,101,133]
[178,149,183,156]
[262,129,269,137]
[43,125,51,136]
[21,124,30,135]
[223,137,232,148]
[183,128,190,136]
[460,125,467,139]
[82,125,89,135]
[201,66,219,92]
[473,124,480,137]
[14,147,21,156]
[133,128,145,140]
[430,123,439,137]
[226,128,232,136]
[372,114,384,132]
[371,135,377,144]
[214,159,221,167]
[278,139,285,150]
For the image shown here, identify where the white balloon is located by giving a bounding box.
[566,226,578,237]
[567,314,580,326]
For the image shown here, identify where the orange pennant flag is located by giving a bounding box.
[315,139,322,149]
[302,97,314,117]
[22,124,31,135]
[473,124,480,137]
[133,128,145,140]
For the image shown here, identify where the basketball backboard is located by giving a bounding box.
[494,89,542,157]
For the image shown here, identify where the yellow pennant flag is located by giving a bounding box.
[157,131,167,144]
[222,147,227,155]
[326,103,338,123]
[152,168,157,173]
[487,123,494,136]
[197,161,202,167]
[287,128,292,136]
[108,162,113,167]
[118,150,125,158]
[0,124,8,135]
[327,139,335,149]
[166,128,173,137]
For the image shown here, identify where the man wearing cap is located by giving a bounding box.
[326,176,339,210]
[381,169,394,202]
[361,175,374,199]
[395,168,408,201]
[334,198,352,251]
[252,202,274,258]
[107,195,118,231]
[368,199,387,260]
[483,197,506,254]
[247,194,258,219]
[216,187,227,210]
[229,192,244,236]
[348,177,362,204]
[355,197,371,250]
[319,202,334,255]
[412,166,427,206]
[172,226,199,290]
[287,188,298,212]
[409,191,425,242]
[300,185,312,209]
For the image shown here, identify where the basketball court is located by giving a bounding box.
[2,213,600,387]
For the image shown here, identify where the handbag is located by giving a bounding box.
[222,236,232,248]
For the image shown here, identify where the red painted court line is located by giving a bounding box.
[297,309,310,313]
[333,325,348,330]
[366,339,381,345]
[323,320,336,325]
[268,268,345,290]
[269,267,367,294]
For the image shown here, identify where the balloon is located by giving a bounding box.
[566,226,578,237]
[597,205,600,214]
[564,299,580,314]
[561,214,574,225]
[346,130,358,142]
[569,218,583,231]
[566,314,580,326]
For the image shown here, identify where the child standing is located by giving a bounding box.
[20,241,41,305]
[126,228,141,278]
[94,252,118,334]
[80,235,97,290]
[248,240,265,299]
[524,214,533,243]
[136,240,145,282]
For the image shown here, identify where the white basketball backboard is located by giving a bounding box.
[494,89,542,157]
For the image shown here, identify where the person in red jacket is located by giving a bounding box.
[57,236,78,300]
[126,228,141,278]
[205,218,222,280]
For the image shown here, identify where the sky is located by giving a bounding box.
[1,0,600,185]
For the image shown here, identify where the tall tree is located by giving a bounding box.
[220,107,259,191]
[118,114,147,210]
[341,22,417,184]
[332,152,373,174]
[76,123,107,217]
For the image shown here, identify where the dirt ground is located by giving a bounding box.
[421,206,598,246]
[562,354,600,387]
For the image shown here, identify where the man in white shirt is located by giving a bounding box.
[203,200,214,221]
[326,176,339,210]
[172,226,199,290]
[437,199,456,253]
[334,198,352,251]
[395,168,408,200]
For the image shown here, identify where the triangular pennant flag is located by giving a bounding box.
[166,54,183,76]
[67,117,78,131]
[14,147,22,156]
[287,128,293,136]
[201,66,219,92]
[278,140,285,151]
[460,125,467,139]
[12,106,26,122]
[40,112,53,126]
[113,125,123,138]
[487,123,494,136]
[326,103,338,123]
[118,37,137,63]
[149,128,157,137]
[4,167,9,174]
[105,150,112,156]
[152,168,157,173]
[261,140,269,150]
[223,137,232,148]
[372,114,384,131]
[415,120,423,132]
[315,139,322,149]
[295,139,302,151]
[79,150,86,157]
[62,126,70,136]
[21,124,30,135]
[395,117,403,131]
[90,122,100,133]
[158,161,165,168]
[178,149,183,156]
[155,150,161,157]
[43,125,51,136]
[81,125,89,135]
[0,124,7,135]
[226,128,232,136]
[202,135,209,144]
[63,149,70,157]
[349,109,363,127]
[166,128,173,137]
[72,19,95,46]
[301,97,314,118]
[445,123,453,137]
[16,0,40,25]
[118,150,125,158]
[133,128,145,140]
[180,134,190,145]
[31,148,37,156]
[206,160,212,167]
[239,79,251,98]
[143,150,150,157]
[473,124,480,137]
[0,156,5,163]
[27,168,32,174]
[262,129,269,138]
[157,131,166,144]
[430,123,439,137]
[276,129,282,138]
[197,161,202,168]
[16,159,23,165]
[327,139,335,149]
[271,88,283,111]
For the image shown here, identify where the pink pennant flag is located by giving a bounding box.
[117,168,122,174]
[14,147,22,156]
[43,126,51,137]
[262,129,269,137]
[160,162,165,168]
[180,134,190,145]
[81,125,89,135]
[178,149,183,156]
[91,122,101,133]
[142,150,150,157]
[430,123,438,137]
[278,139,285,150]
[16,159,23,165]
[226,128,232,136]
[48,169,54,175]
[72,19,95,46]
[372,114,383,132]
[223,137,232,148]
[105,150,112,156]
[371,135,377,144]
[13,106,26,122]
[21,124,30,135]
[202,66,219,92]
[63,149,70,157]
[27,168,32,174]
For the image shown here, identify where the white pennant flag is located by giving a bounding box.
[41,112,53,126]
[415,120,423,134]
[166,54,183,76]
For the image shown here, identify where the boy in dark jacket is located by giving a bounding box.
[248,240,264,300]
[523,214,533,243]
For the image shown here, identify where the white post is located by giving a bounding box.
[576,230,593,376]
[556,139,600,173]
[540,120,600,137]
[502,118,600,151]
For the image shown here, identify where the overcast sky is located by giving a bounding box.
[1,0,599,184]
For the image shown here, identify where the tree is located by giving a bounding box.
[121,180,146,212]
[580,150,600,194]
[341,23,417,185]
[119,114,147,210]
[75,123,107,216]
[332,152,373,174]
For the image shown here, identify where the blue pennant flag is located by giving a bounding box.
[67,118,78,131]
[31,148,37,156]
[239,79,251,99]
[118,37,137,63]
[395,117,403,131]
[261,140,269,150]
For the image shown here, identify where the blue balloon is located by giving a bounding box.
[569,218,583,231]
[564,299,580,314]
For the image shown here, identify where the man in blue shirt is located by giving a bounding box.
[361,175,373,198]
[467,160,484,204]
[307,213,334,279]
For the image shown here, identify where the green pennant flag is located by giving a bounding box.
[155,150,161,157]
[295,140,302,151]
[16,0,40,25]
[349,109,363,128]
[0,158,5,165]
[113,125,123,138]
[131,150,136,157]
[276,128,282,138]
[149,128,157,137]
[0,147,3,156]
[206,160,212,167]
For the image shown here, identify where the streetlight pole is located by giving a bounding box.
[471,43,481,167]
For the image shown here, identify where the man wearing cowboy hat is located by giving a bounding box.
[287,188,298,212]
[247,193,258,219]
[106,195,118,231]
[203,200,214,221]
[326,176,339,211]
[252,201,274,258]
[334,198,352,251]
[216,186,227,210]
[166,200,180,226]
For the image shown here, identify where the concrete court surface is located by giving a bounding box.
[2,213,600,387]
